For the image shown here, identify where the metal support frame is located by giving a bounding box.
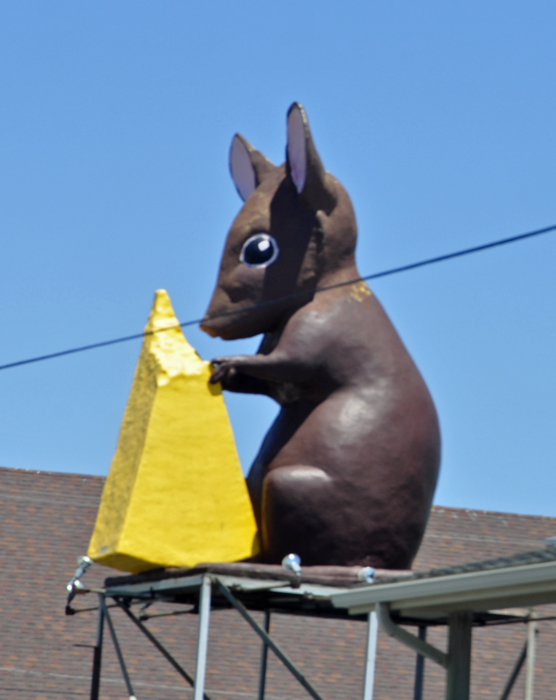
[115,599,212,700]
[216,580,325,700]
[74,575,552,700]
[377,603,447,668]
[193,575,212,700]
[89,598,104,700]
[362,610,378,700]
[258,610,271,700]
[378,604,473,700]
[446,611,472,700]
[499,641,527,700]
[413,625,426,700]
[100,596,136,700]
[70,554,556,700]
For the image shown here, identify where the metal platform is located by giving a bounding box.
[69,562,387,700]
[67,551,556,700]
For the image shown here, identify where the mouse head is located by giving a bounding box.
[201,103,358,340]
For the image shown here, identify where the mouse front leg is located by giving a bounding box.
[210,349,311,386]
[209,361,276,397]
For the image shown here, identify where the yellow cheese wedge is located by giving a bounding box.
[88,289,259,573]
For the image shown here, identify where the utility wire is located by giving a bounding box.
[1,221,555,373]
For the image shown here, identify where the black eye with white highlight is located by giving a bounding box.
[240,233,279,268]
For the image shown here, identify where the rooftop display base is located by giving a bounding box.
[68,549,556,700]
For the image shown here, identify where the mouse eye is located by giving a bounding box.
[240,233,280,268]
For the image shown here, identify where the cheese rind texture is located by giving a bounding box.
[88,289,259,573]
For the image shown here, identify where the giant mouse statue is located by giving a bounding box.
[201,103,440,569]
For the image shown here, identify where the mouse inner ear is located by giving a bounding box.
[229,134,275,202]
[286,103,337,214]
[287,106,307,194]
[230,135,257,201]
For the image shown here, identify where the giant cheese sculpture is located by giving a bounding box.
[88,289,259,573]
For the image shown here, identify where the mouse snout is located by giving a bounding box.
[199,321,218,337]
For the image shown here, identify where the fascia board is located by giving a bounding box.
[331,560,556,614]
[349,582,556,617]
[396,588,556,619]
[393,576,556,613]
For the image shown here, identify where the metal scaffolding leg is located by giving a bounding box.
[445,612,472,700]
[362,610,378,700]
[194,575,212,700]
[89,599,104,700]
[258,610,271,700]
[217,580,325,700]
[413,626,426,700]
[100,596,136,700]
[524,616,537,700]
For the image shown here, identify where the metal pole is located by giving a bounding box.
[413,625,426,700]
[524,614,537,700]
[362,609,378,700]
[445,611,472,700]
[216,580,325,700]
[89,598,104,700]
[100,597,136,700]
[194,575,212,700]
[258,610,271,700]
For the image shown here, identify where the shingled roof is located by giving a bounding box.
[2,465,556,699]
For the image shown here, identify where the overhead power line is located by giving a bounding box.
[1,221,555,373]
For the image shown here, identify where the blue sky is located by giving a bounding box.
[1,2,555,517]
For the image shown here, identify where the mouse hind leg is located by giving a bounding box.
[260,465,351,565]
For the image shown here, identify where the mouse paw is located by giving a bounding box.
[210,356,245,385]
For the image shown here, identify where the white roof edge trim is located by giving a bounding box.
[330,560,556,609]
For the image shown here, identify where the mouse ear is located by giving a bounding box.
[230,134,275,201]
[286,103,336,213]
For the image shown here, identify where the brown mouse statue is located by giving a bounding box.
[201,103,440,569]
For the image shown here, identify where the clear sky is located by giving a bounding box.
[1,2,555,518]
